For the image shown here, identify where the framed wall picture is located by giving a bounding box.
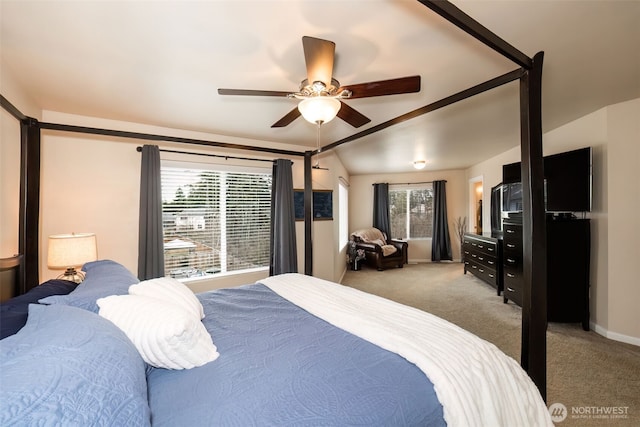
[293,189,333,221]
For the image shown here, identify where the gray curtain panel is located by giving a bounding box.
[269,159,298,276]
[431,180,453,261]
[138,145,165,279]
[373,183,391,238]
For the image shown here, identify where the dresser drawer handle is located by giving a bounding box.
[477,244,484,249]
[488,273,494,278]
[472,254,477,258]
[472,265,477,269]
[507,273,515,278]
[506,243,516,248]
[487,260,494,265]
[507,258,516,263]
[506,229,515,234]
[507,287,515,292]
[478,268,484,273]
[478,256,484,261]
[487,247,494,252]
[471,242,477,246]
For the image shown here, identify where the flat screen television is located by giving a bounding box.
[501,147,592,213]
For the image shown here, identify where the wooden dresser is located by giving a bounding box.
[502,217,591,330]
[463,233,503,295]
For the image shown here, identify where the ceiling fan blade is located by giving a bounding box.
[339,75,421,99]
[302,36,335,87]
[337,102,371,128]
[218,88,291,97]
[271,107,301,128]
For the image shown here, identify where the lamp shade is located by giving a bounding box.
[298,97,341,124]
[48,233,98,269]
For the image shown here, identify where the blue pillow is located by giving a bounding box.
[39,259,139,313]
[1,279,78,339]
[0,304,151,426]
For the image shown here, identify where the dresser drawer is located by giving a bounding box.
[463,233,503,295]
[503,240,521,254]
[466,240,497,257]
[503,253,522,269]
[467,251,497,270]
[503,258,523,306]
[504,283,522,306]
[503,223,523,244]
[466,259,498,286]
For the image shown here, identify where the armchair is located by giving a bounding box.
[350,227,408,271]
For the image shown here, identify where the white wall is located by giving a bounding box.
[467,98,639,345]
[348,169,466,262]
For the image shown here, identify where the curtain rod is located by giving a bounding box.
[136,146,277,163]
[373,180,447,186]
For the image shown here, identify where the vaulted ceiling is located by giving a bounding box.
[2,1,638,174]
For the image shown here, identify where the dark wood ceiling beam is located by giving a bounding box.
[320,68,523,153]
[1,94,28,121]
[418,0,533,69]
[38,122,306,158]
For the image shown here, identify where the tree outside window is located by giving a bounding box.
[389,185,433,239]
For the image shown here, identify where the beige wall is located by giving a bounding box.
[0,109,21,258]
[348,169,467,262]
[606,99,639,343]
[467,98,639,345]
[36,111,347,288]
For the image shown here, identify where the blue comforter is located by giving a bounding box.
[146,283,445,426]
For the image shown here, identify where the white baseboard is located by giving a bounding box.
[590,322,640,347]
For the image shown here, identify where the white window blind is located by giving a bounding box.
[389,183,434,239]
[161,164,272,280]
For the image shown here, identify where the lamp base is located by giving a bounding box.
[57,267,86,284]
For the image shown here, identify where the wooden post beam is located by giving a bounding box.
[519,51,547,400]
[19,118,41,293]
[304,151,313,275]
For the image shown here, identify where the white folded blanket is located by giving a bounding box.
[260,273,552,427]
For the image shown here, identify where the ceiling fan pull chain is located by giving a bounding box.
[314,122,321,168]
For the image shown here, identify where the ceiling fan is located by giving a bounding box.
[218,36,421,128]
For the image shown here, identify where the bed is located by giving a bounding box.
[0,260,552,426]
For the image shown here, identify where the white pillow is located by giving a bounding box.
[129,277,205,320]
[97,294,219,370]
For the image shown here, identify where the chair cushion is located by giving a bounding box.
[380,245,398,257]
[352,228,387,245]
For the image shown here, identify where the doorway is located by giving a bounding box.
[469,176,484,235]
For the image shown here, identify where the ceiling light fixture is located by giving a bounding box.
[413,160,426,170]
[298,96,341,125]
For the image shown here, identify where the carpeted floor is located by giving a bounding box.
[341,262,640,426]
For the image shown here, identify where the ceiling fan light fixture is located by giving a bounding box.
[413,160,426,170]
[298,97,341,125]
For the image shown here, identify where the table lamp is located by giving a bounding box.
[48,233,98,283]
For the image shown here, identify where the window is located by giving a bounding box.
[161,163,272,280]
[389,184,434,239]
[338,180,349,249]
